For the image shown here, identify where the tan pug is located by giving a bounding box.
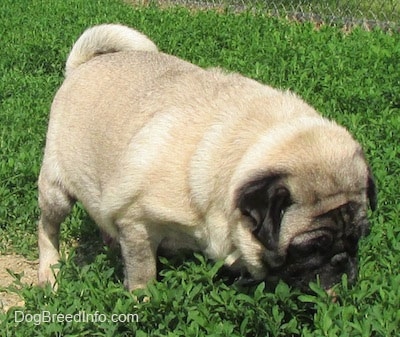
[38,24,376,291]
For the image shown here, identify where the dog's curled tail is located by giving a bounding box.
[65,24,158,77]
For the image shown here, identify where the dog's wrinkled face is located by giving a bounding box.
[267,201,372,291]
[237,169,376,291]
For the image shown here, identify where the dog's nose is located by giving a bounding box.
[330,253,358,285]
[330,252,349,267]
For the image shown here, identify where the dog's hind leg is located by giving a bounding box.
[37,172,74,288]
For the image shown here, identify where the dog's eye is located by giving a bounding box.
[314,234,334,252]
[290,233,333,257]
[344,233,360,256]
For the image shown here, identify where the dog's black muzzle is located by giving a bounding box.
[264,250,359,292]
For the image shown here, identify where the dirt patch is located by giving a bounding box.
[0,254,38,312]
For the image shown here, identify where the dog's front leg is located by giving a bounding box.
[118,222,160,291]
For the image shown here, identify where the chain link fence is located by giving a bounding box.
[131,0,400,31]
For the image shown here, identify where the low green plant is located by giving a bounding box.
[1,0,399,336]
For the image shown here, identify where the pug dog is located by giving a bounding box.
[38,24,376,292]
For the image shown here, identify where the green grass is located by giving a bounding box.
[1,0,400,336]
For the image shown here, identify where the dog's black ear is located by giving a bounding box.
[367,167,377,211]
[237,174,292,251]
